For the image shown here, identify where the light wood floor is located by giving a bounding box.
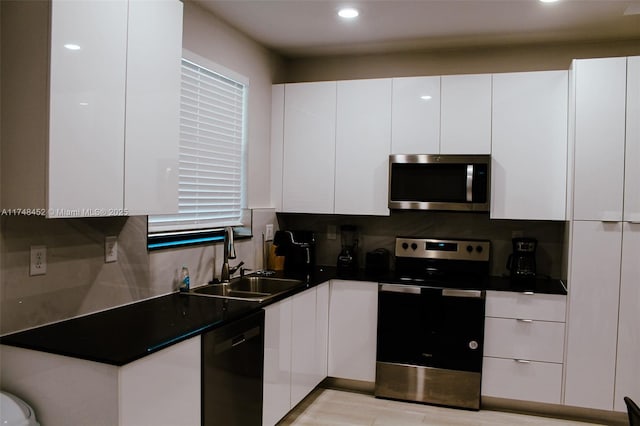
[279,389,605,426]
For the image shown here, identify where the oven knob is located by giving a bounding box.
[466,245,473,253]
[476,245,483,253]
[411,243,418,250]
[402,242,409,250]
[469,340,479,350]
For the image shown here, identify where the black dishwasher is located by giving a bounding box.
[202,309,264,426]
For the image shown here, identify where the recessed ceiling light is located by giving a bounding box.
[64,43,81,50]
[539,0,560,3]
[338,7,359,19]
[420,95,432,100]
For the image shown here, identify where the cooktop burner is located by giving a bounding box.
[393,237,491,290]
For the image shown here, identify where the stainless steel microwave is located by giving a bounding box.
[388,154,490,212]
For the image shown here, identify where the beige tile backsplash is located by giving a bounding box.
[0,209,277,335]
[0,209,562,335]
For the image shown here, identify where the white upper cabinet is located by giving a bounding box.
[48,0,128,215]
[282,82,337,214]
[1,0,182,217]
[625,56,640,223]
[572,57,627,221]
[440,74,492,154]
[335,79,392,216]
[391,76,441,154]
[490,70,568,220]
[124,0,182,215]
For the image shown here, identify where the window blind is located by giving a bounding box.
[148,58,246,233]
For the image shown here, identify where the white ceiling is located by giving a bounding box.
[194,0,640,57]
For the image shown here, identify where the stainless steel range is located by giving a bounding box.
[375,237,490,410]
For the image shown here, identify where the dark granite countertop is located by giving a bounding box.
[0,266,565,366]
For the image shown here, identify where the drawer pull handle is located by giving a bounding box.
[517,319,533,323]
[514,359,531,364]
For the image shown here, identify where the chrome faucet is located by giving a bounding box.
[220,226,243,282]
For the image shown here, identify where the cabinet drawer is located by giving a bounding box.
[485,291,566,321]
[481,357,562,404]
[484,317,565,363]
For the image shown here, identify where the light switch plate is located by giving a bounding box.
[105,236,118,263]
[265,224,274,241]
[30,245,47,276]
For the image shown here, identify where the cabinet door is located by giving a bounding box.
[491,70,568,220]
[483,318,565,363]
[282,82,337,213]
[328,280,378,382]
[263,300,292,426]
[573,58,627,221]
[124,0,182,215]
[625,56,640,222]
[441,74,492,154]
[48,0,128,216]
[290,288,318,407]
[485,291,566,322]
[614,223,640,412]
[335,79,392,215]
[313,282,329,386]
[271,84,285,211]
[565,220,622,410]
[120,336,201,426]
[482,357,562,404]
[391,76,440,154]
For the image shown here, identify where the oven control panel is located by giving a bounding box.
[395,237,490,262]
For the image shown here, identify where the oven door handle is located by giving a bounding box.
[442,289,484,298]
[379,284,421,294]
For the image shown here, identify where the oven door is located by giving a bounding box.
[375,284,485,409]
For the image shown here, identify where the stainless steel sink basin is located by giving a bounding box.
[187,276,304,302]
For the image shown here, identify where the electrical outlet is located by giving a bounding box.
[105,236,118,263]
[30,245,47,276]
[265,224,274,241]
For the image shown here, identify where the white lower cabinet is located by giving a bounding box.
[291,283,329,407]
[263,283,329,426]
[0,337,201,426]
[263,298,293,426]
[564,221,622,410]
[482,290,566,404]
[327,280,378,382]
[614,222,640,411]
[482,358,563,405]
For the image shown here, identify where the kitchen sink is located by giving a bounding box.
[187,276,305,302]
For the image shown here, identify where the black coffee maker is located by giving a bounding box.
[273,230,316,274]
[507,237,537,280]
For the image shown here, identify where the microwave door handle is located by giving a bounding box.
[466,165,474,202]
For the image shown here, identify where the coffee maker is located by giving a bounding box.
[337,225,358,276]
[507,237,537,280]
[273,230,316,274]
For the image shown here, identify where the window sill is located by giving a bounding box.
[147,227,252,251]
